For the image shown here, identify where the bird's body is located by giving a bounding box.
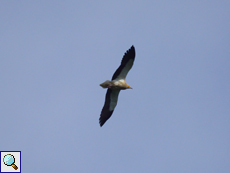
[99,46,135,126]
[100,79,131,90]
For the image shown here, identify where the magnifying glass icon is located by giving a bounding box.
[3,154,18,170]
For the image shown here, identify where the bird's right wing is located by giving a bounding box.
[99,89,120,126]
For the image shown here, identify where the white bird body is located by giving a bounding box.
[100,79,131,90]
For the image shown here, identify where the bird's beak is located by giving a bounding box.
[127,85,132,89]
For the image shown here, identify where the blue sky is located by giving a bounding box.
[1,1,230,172]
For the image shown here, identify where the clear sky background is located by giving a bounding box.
[1,1,230,173]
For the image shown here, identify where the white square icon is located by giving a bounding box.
[1,151,21,173]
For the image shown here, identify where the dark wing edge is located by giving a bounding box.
[112,45,135,80]
[99,89,120,127]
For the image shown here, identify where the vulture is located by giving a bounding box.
[99,45,136,126]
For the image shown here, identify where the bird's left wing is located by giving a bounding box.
[99,89,120,126]
[112,45,135,80]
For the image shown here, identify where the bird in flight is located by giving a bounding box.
[99,45,136,126]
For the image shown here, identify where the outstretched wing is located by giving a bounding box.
[112,45,135,80]
[99,89,120,126]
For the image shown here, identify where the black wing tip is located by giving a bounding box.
[99,118,105,127]
[123,45,135,59]
[127,45,135,57]
[99,110,114,127]
[129,45,135,52]
[130,45,135,52]
[99,113,110,127]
